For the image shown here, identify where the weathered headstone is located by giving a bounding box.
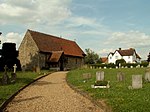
[11,64,17,83]
[125,66,128,68]
[119,63,121,68]
[82,73,92,81]
[22,65,26,72]
[144,69,150,82]
[2,65,10,85]
[117,71,125,81]
[13,64,17,73]
[136,65,140,68]
[96,71,104,81]
[147,62,150,67]
[36,66,41,73]
[116,66,118,69]
[130,66,133,68]
[104,67,107,69]
[132,75,142,89]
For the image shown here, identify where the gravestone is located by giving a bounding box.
[96,71,104,81]
[22,65,26,72]
[36,66,41,73]
[136,65,140,68]
[116,66,118,69]
[2,65,10,85]
[125,66,128,68]
[11,64,17,83]
[104,67,107,69]
[117,71,125,81]
[130,66,133,68]
[82,73,92,81]
[132,75,142,89]
[119,63,121,68]
[144,69,150,82]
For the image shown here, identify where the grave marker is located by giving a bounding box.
[145,69,150,82]
[117,71,125,81]
[132,75,142,89]
[82,73,92,81]
[96,71,104,81]
[11,64,17,83]
[2,65,10,85]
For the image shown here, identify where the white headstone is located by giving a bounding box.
[132,75,142,89]
[145,71,150,82]
[96,71,104,81]
[116,66,118,69]
[125,66,128,68]
[119,63,121,68]
[104,67,107,69]
[130,66,133,68]
[13,64,17,73]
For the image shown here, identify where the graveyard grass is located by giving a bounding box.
[0,70,50,106]
[67,68,150,112]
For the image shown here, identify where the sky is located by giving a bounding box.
[0,0,150,60]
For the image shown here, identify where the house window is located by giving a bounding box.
[115,56,118,59]
[128,56,130,59]
[110,56,112,59]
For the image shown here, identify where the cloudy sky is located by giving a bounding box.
[0,0,150,59]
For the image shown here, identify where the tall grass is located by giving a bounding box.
[67,68,150,112]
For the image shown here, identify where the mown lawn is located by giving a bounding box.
[67,68,150,112]
[0,70,50,106]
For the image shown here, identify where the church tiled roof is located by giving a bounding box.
[28,29,85,57]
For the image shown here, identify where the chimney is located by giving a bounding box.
[119,48,121,50]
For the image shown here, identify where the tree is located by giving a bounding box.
[84,48,100,64]
[147,52,150,62]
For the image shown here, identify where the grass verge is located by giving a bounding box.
[0,70,50,107]
[67,68,150,112]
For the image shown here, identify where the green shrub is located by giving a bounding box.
[115,59,126,66]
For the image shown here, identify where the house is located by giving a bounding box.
[18,29,85,70]
[101,57,108,64]
[108,48,141,64]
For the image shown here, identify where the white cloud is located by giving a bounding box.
[105,30,150,48]
[0,0,72,25]
[0,32,23,49]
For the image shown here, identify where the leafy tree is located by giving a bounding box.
[147,52,150,62]
[84,48,100,64]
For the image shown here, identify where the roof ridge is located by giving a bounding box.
[28,29,75,43]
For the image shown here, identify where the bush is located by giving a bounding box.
[140,61,149,67]
[115,59,126,66]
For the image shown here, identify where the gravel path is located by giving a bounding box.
[5,72,103,112]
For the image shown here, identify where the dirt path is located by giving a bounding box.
[5,72,103,112]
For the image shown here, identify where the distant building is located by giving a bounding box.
[101,57,108,64]
[19,29,85,70]
[108,48,141,64]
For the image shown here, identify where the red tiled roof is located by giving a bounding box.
[101,57,108,63]
[117,48,141,59]
[28,30,85,57]
[49,51,63,62]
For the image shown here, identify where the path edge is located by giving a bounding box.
[66,72,112,112]
[0,72,53,112]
